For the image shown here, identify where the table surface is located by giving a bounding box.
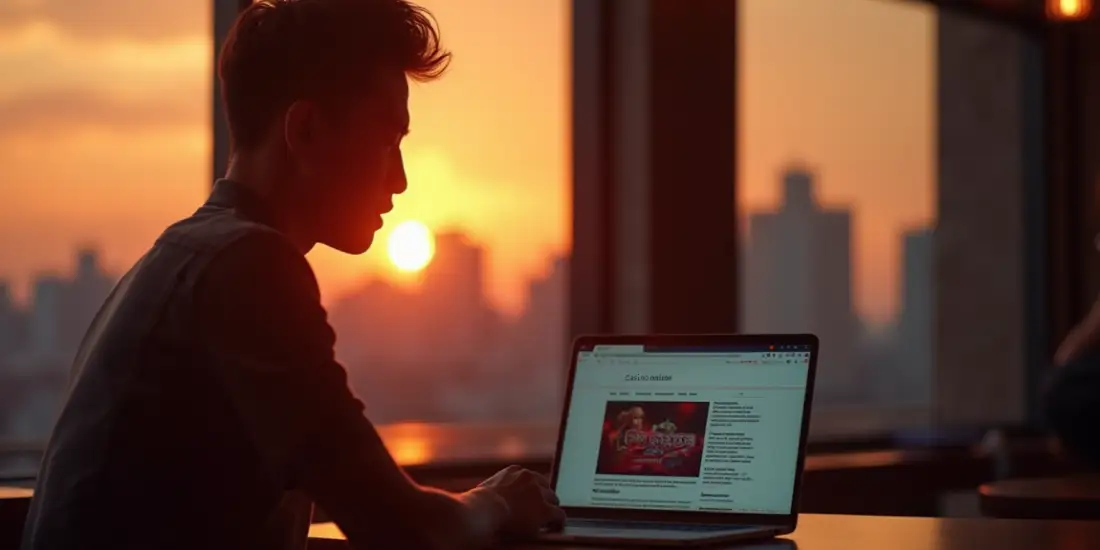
[0,487,32,499]
[309,514,1100,550]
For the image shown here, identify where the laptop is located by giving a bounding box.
[540,334,818,547]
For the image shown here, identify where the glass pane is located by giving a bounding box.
[0,3,209,477]
[304,0,570,463]
[738,0,1033,438]
[0,0,570,478]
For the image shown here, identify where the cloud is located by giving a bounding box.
[0,22,210,109]
[0,86,207,139]
[0,0,208,41]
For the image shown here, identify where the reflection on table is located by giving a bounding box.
[376,421,558,465]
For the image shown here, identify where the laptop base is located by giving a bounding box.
[536,519,782,547]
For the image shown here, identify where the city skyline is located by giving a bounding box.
[0,0,936,325]
[0,172,936,441]
[0,165,935,331]
[0,200,934,434]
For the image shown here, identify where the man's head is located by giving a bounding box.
[218,0,449,253]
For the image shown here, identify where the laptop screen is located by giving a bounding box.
[554,342,812,515]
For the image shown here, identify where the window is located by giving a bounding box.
[0,1,209,478]
[738,0,1041,438]
[0,0,570,477]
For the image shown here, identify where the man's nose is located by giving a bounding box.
[389,148,408,195]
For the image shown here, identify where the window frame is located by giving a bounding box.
[212,0,254,182]
[570,0,1074,446]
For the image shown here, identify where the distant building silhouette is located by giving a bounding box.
[30,275,65,357]
[742,167,859,402]
[59,248,115,354]
[0,281,27,361]
[506,255,568,419]
[933,8,1030,425]
[895,227,934,404]
[2,247,115,440]
[421,231,494,373]
[27,248,115,359]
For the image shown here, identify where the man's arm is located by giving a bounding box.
[1055,293,1100,366]
[196,230,507,549]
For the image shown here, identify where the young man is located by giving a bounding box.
[21,1,564,549]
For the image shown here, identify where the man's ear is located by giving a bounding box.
[284,99,320,154]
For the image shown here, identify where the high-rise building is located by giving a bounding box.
[505,255,569,418]
[0,280,30,364]
[30,275,65,357]
[0,281,11,312]
[60,248,114,353]
[421,231,492,369]
[742,167,858,402]
[0,281,17,359]
[26,248,114,360]
[934,9,1030,425]
[893,227,934,404]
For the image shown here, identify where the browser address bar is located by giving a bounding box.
[594,357,801,366]
[594,352,760,358]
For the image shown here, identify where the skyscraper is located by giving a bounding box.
[507,255,568,418]
[0,281,18,359]
[742,167,858,402]
[934,9,1029,425]
[25,248,115,361]
[30,275,65,357]
[59,248,114,353]
[894,227,934,404]
[421,231,493,370]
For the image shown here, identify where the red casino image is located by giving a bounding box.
[595,401,709,477]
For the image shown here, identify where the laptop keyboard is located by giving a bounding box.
[568,519,757,533]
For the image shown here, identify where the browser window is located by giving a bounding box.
[554,344,811,514]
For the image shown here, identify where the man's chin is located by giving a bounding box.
[322,234,375,255]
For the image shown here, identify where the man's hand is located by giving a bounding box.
[1055,296,1100,366]
[476,465,565,538]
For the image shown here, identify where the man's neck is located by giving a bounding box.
[224,154,315,255]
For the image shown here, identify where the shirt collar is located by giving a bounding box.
[205,179,280,229]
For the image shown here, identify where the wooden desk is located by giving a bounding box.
[308,514,1100,550]
[0,486,32,517]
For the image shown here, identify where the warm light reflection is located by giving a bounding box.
[387,435,432,466]
[1048,0,1092,20]
[497,435,528,460]
[386,220,434,272]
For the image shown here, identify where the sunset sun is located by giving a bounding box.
[387,220,434,272]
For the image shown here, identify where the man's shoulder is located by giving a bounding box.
[158,205,292,255]
[156,206,315,297]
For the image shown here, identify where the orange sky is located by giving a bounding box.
[0,0,935,325]
[740,0,935,324]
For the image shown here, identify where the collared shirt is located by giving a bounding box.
[21,180,405,550]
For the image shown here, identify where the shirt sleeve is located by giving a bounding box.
[194,229,422,544]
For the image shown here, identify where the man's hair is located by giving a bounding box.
[218,0,450,151]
